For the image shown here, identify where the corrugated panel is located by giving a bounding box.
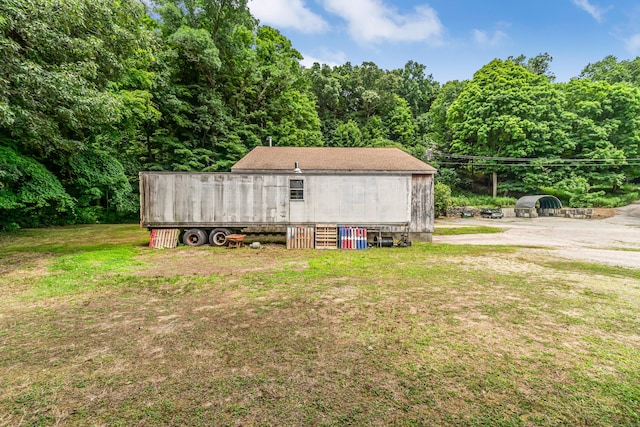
[286,226,315,249]
[149,229,180,249]
[515,195,563,209]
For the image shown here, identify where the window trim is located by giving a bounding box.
[289,179,304,201]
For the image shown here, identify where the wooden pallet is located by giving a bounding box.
[149,228,180,249]
[315,224,338,250]
[286,226,315,249]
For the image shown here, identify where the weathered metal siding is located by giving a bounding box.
[302,175,411,224]
[140,172,421,229]
[141,173,288,227]
[409,174,434,233]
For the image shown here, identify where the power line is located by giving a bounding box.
[433,153,640,168]
[437,153,640,162]
[437,161,640,168]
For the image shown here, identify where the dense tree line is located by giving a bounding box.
[1,0,639,229]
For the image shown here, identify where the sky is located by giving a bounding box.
[247,0,640,83]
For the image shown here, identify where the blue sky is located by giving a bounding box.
[247,0,640,83]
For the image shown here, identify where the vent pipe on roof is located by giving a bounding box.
[294,162,302,174]
[268,136,272,147]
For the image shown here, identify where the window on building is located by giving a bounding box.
[290,179,304,200]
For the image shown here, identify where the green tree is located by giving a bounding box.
[154,2,322,170]
[333,120,363,147]
[387,95,418,148]
[0,0,155,227]
[395,60,440,117]
[426,80,466,150]
[362,115,392,146]
[306,60,428,148]
[304,62,345,144]
[560,79,640,187]
[579,55,640,86]
[507,52,556,81]
[251,26,323,147]
[447,59,567,193]
[0,146,74,229]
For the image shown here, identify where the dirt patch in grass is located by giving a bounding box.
[134,244,310,277]
[1,226,640,426]
[0,252,52,278]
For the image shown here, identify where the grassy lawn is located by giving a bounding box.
[1,225,639,426]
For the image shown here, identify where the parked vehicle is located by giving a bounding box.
[480,208,504,219]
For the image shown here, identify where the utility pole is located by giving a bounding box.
[492,171,498,198]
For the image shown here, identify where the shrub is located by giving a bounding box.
[434,182,452,218]
[450,193,517,208]
[435,168,462,189]
[554,176,604,208]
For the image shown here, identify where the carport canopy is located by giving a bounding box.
[515,195,563,209]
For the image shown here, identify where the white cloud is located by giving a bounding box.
[300,50,347,68]
[473,29,508,47]
[626,33,640,53]
[321,0,443,45]
[248,0,329,33]
[572,0,604,22]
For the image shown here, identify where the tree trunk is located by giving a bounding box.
[492,171,498,198]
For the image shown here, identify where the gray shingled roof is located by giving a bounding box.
[231,147,436,173]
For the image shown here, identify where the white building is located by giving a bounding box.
[140,147,436,245]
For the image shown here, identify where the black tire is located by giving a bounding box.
[183,228,208,247]
[209,228,231,246]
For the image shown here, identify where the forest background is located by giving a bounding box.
[2,0,640,230]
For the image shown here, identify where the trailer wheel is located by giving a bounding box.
[183,228,207,247]
[209,228,231,246]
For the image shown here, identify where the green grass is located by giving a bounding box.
[0,223,150,255]
[0,225,639,426]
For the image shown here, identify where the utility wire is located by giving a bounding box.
[437,153,640,162]
[437,162,640,167]
[433,153,640,168]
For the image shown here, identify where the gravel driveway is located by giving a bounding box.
[434,201,640,269]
